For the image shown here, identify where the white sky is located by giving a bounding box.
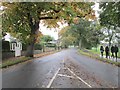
[39,21,68,40]
[93,3,100,18]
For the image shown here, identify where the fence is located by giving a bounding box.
[2,47,56,60]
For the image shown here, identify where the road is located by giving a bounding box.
[2,48,119,88]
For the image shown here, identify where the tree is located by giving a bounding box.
[69,18,92,49]
[40,35,54,43]
[66,19,103,49]
[99,2,120,27]
[99,2,120,47]
[101,26,120,47]
[2,2,95,57]
[40,35,54,52]
[89,21,103,50]
[59,26,76,48]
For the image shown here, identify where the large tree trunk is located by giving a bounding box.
[108,33,113,48]
[26,42,35,57]
[42,44,45,52]
[107,26,113,48]
[79,39,82,49]
[25,33,36,57]
[25,20,39,57]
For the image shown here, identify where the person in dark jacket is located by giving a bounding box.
[114,45,119,61]
[100,46,104,57]
[105,46,109,59]
[111,45,115,58]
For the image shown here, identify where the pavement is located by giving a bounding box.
[100,55,120,62]
[2,48,120,88]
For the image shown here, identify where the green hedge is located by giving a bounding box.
[46,43,56,47]
[34,43,42,50]
[2,40,10,51]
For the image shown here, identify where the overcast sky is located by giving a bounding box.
[39,21,68,40]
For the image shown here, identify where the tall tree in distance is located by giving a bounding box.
[40,35,54,43]
[59,26,76,48]
[61,19,103,49]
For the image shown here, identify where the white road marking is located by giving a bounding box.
[57,74,75,79]
[62,59,65,63]
[46,68,60,88]
[67,67,92,88]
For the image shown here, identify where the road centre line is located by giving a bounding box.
[67,67,92,88]
[57,74,75,79]
[46,68,60,88]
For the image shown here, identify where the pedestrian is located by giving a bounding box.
[114,45,119,61]
[100,45,104,57]
[111,45,115,58]
[105,46,109,59]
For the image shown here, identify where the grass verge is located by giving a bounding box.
[1,57,32,68]
[90,47,120,58]
[78,49,120,67]
[1,50,61,69]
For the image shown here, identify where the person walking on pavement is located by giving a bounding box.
[100,45,104,57]
[105,46,109,59]
[114,45,119,61]
[111,45,115,58]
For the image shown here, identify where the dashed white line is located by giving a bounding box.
[67,67,92,88]
[46,68,60,88]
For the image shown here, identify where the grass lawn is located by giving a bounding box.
[88,47,100,55]
[118,51,120,58]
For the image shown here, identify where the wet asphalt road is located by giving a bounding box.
[2,48,119,88]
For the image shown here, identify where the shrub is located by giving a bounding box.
[2,40,10,52]
[34,43,42,50]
